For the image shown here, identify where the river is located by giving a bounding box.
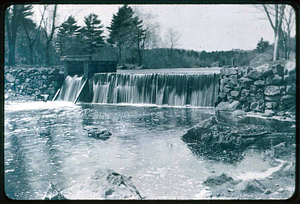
[4,101,279,200]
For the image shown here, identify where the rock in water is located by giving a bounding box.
[203,173,234,187]
[43,183,68,200]
[181,116,274,163]
[84,126,112,140]
[63,169,142,200]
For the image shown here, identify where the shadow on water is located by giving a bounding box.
[36,125,66,190]
[5,121,31,199]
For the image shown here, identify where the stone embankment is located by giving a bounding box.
[4,66,64,101]
[215,62,296,118]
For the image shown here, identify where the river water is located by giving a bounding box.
[4,101,282,200]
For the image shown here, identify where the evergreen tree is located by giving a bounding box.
[79,13,104,55]
[256,38,269,53]
[57,15,80,56]
[107,5,144,65]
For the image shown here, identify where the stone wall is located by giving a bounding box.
[4,66,64,101]
[215,62,296,117]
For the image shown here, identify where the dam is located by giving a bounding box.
[56,71,220,107]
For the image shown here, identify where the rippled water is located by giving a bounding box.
[4,101,278,200]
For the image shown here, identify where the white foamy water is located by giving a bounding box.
[5,101,78,112]
[235,159,286,180]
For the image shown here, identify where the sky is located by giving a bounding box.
[33,4,295,52]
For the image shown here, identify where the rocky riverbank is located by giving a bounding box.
[202,144,295,199]
[182,114,296,199]
[4,65,64,102]
[182,116,295,163]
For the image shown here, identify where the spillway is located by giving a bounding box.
[91,73,219,107]
[56,75,85,102]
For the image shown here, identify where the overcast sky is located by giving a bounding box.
[33,4,295,52]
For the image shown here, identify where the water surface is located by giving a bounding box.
[4,101,280,199]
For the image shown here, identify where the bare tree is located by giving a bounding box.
[22,5,46,64]
[5,5,24,66]
[165,27,181,57]
[133,7,161,66]
[133,6,160,65]
[281,6,295,59]
[262,4,286,60]
[41,4,58,66]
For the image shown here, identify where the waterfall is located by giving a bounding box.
[56,75,85,102]
[91,73,219,107]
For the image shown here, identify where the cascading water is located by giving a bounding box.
[56,75,85,102]
[91,73,219,107]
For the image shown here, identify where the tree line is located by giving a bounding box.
[5,4,296,68]
[5,4,148,66]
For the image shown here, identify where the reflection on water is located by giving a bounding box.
[4,102,291,200]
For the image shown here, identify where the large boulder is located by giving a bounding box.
[181,116,274,163]
[249,53,272,67]
[63,169,142,200]
[183,117,219,140]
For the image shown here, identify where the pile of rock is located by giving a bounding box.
[216,62,296,117]
[4,66,64,101]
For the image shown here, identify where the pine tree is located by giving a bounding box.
[256,38,269,53]
[107,5,144,65]
[79,13,104,55]
[57,15,80,56]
